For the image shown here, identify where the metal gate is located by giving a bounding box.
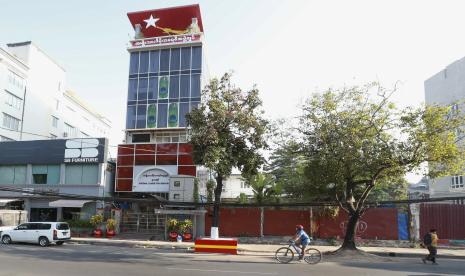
[120,212,166,239]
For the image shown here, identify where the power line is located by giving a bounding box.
[0,186,464,208]
[0,125,176,154]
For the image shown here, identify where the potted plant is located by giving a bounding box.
[106,218,117,238]
[181,219,193,241]
[90,214,104,238]
[167,218,178,241]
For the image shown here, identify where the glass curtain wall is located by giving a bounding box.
[126,46,201,130]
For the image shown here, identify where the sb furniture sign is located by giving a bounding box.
[64,138,101,163]
[0,138,107,165]
[133,168,170,192]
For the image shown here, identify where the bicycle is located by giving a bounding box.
[275,240,322,264]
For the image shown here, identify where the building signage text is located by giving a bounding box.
[132,168,170,192]
[130,33,201,48]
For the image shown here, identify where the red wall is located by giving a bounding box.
[263,209,310,236]
[204,207,399,240]
[315,208,398,240]
[205,208,261,237]
[420,204,465,240]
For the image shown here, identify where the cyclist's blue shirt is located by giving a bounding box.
[296,229,310,243]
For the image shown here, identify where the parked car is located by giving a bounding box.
[1,222,71,247]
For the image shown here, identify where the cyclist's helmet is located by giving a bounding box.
[296,224,304,230]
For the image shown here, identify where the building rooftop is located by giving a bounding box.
[7,41,66,72]
[64,90,111,127]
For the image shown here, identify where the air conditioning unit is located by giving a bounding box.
[63,132,68,137]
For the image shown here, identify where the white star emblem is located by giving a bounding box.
[144,15,159,29]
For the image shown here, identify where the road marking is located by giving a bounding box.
[166,268,277,275]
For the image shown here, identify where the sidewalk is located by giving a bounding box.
[70,237,465,259]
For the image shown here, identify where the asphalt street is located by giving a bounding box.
[0,243,464,276]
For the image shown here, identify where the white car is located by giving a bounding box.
[1,222,71,247]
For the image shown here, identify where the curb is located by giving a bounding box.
[69,239,193,251]
[69,239,465,260]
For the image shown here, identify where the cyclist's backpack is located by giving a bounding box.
[423,233,432,246]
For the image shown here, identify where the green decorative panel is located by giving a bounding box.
[147,104,157,128]
[159,76,169,99]
[168,103,179,127]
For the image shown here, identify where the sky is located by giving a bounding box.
[2,0,465,182]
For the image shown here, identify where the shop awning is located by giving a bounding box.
[0,199,20,207]
[49,200,93,208]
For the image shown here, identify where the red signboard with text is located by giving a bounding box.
[127,4,204,39]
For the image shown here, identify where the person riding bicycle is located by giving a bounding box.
[292,224,311,260]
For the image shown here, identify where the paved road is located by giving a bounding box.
[0,243,464,276]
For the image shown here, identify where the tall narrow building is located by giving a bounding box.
[425,57,465,203]
[116,5,205,206]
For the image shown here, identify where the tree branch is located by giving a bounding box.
[335,193,349,214]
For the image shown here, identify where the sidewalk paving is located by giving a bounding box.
[70,237,465,259]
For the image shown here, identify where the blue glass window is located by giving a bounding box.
[192,46,202,70]
[157,103,168,128]
[129,52,139,74]
[149,50,160,73]
[136,104,147,128]
[138,78,148,101]
[180,75,190,98]
[191,74,201,98]
[169,76,179,99]
[160,49,170,72]
[139,51,149,74]
[179,102,190,127]
[148,77,158,100]
[126,105,136,129]
[128,79,138,101]
[170,48,180,71]
[181,47,191,70]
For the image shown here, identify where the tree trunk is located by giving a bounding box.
[212,175,223,227]
[341,211,360,250]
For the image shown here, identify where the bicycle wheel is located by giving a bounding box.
[304,248,322,264]
[275,247,294,264]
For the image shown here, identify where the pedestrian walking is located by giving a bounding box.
[422,229,438,265]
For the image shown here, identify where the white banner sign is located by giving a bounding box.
[133,168,170,192]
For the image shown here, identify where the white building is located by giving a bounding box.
[0,41,111,142]
[425,57,465,201]
[197,169,254,200]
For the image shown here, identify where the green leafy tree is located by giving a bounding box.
[266,140,308,200]
[247,173,282,204]
[187,73,268,231]
[237,192,248,203]
[206,179,216,202]
[367,175,408,202]
[299,83,465,251]
[193,178,200,203]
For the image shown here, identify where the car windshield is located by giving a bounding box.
[56,223,69,230]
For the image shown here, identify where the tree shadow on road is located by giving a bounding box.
[338,258,464,276]
[0,243,196,266]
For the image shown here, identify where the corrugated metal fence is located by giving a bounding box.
[420,204,465,240]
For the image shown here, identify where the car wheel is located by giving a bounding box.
[56,241,64,245]
[2,235,12,244]
[38,237,49,247]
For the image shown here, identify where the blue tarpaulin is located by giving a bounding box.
[397,213,409,240]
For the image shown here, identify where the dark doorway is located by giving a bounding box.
[30,208,57,222]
